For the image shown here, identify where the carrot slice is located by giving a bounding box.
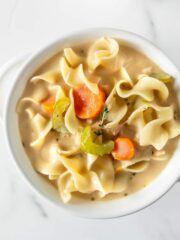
[73,85,105,119]
[41,94,56,114]
[112,137,135,161]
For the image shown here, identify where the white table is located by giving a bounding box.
[0,0,180,239]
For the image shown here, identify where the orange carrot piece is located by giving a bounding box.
[112,137,135,161]
[41,94,56,114]
[73,85,105,119]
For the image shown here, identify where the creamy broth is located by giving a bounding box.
[17,38,180,203]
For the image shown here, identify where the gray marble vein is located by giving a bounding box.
[30,195,49,218]
[7,0,19,28]
[143,0,157,43]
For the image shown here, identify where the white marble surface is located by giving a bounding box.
[0,0,180,239]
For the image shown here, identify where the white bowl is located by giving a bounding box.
[0,28,180,219]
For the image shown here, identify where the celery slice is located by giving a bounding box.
[81,126,114,156]
[150,72,172,83]
[52,97,70,132]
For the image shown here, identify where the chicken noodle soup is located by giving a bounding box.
[17,38,180,203]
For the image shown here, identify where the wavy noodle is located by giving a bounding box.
[17,97,40,113]
[114,145,169,173]
[120,149,169,172]
[25,108,35,119]
[18,80,67,149]
[17,84,65,117]
[59,155,104,195]
[114,146,152,173]
[31,70,60,84]
[121,158,150,173]
[48,85,66,100]
[120,66,133,85]
[60,57,99,94]
[57,132,81,156]
[31,113,47,134]
[151,150,169,161]
[35,143,65,176]
[58,172,76,203]
[48,175,59,180]
[30,71,64,102]
[87,37,120,72]
[64,48,82,67]
[31,84,49,102]
[64,89,83,134]
[116,68,169,101]
[35,84,64,102]
[127,100,180,150]
[57,154,129,202]
[30,119,52,147]
[91,156,114,196]
[86,154,98,170]
[104,87,127,128]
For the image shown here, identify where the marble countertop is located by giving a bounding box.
[0,0,180,239]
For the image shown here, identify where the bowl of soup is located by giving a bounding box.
[1,28,180,218]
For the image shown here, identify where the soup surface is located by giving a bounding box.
[17,38,180,203]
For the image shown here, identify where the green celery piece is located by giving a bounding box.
[81,126,114,156]
[52,97,70,132]
[150,72,172,83]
